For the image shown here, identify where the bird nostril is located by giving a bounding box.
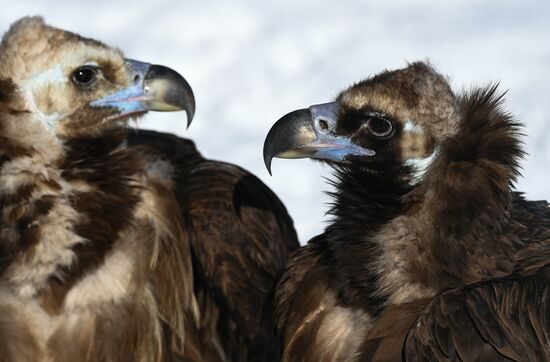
[133,74,141,84]
[318,119,329,130]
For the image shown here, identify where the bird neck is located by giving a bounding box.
[327,164,410,235]
[322,164,411,313]
[61,128,129,163]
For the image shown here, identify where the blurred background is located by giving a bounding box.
[1,1,549,243]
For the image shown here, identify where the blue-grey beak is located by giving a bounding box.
[91,59,195,127]
[263,102,375,174]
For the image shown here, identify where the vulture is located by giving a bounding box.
[0,17,298,361]
[264,61,550,361]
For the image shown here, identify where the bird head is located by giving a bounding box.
[0,17,194,144]
[264,62,460,183]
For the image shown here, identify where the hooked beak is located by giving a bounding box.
[263,102,375,174]
[90,59,195,127]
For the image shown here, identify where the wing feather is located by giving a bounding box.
[128,129,299,360]
[405,279,550,362]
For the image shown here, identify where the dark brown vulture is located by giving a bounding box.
[0,17,298,361]
[264,61,550,361]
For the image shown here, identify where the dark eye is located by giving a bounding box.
[72,66,98,86]
[366,116,393,138]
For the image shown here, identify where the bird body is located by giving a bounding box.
[0,17,298,361]
[265,62,550,361]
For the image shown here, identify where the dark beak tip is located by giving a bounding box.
[185,104,195,129]
[264,156,273,175]
[262,140,274,175]
[145,64,196,125]
[263,108,313,175]
[173,71,195,128]
[263,108,315,175]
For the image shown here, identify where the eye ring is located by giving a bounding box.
[366,116,394,138]
[72,66,98,86]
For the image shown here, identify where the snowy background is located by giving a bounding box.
[2,1,549,244]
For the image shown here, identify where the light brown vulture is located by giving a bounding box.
[264,61,550,361]
[0,17,298,361]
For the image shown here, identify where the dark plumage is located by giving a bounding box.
[0,17,298,361]
[264,61,550,361]
[128,129,299,361]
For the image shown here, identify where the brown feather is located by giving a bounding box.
[129,130,299,361]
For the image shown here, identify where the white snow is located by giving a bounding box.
[2,1,549,244]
